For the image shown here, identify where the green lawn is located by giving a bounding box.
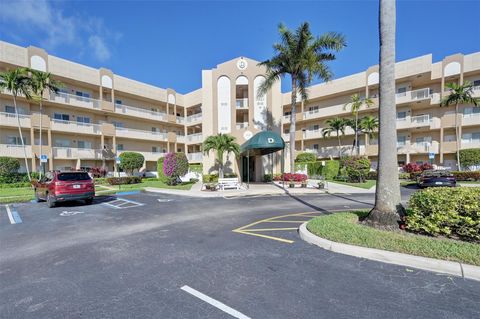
[0,180,195,203]
[307,211,480,266]
[329,180,376,189]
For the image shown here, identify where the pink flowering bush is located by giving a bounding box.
[163,152,189,185]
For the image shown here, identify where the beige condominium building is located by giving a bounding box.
[1,40,479,180]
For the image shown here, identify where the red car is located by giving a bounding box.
[34,171,95,208]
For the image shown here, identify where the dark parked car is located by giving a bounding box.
[418,170,456,188]
[34,171,95,208]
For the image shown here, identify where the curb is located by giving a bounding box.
[298,222,480,282]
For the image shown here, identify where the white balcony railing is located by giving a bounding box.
[186,113,202,123]
[176,117,185,124]
[305,145,362,158]
[177,135,186,143]
[236,98,248,109]
[395,88,431,104]
[115,127,168,141]
[115,103,167,121]
[187,133,203,143]
[303,130,322,139]
[50,92,100,109]
[236,122,249,129]
[0,144,32,157]
[472,85,480,96]
[118,150,166,162]
[51,119,101,135]
[187,152,203,162]
[282,133,290,142]
[412,141,439,154]
[463,113,480,126]
[410,114,431,126]
[0,112,31,127]
[52,147,102,159]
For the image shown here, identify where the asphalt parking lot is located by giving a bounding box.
[1,189,479,319]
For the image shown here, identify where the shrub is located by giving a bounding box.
[119,152,144,176]
[0,171,39,184]
[94,178,108,185]
[157,157,168,183]
[0,157,20,175]
[407,187,480,242]
[420,163,433,171]
[282,173,308,182]
[189,178,199,183]
[189,163,203,174]
[106,176,142,185]
[367,171,377,180]
[323,160,340,180]
[296,152,317,163]
[264,174,273,182]
[203,174,219,183]
[403,163,422,173]
[451,171,480,181]
[398,172,410,180]
[272,174,283,181]
[0,182,31,188]
[341,156,371,183]
[89,167,107,178]
[163,152,189,185]
[459,148,480,168]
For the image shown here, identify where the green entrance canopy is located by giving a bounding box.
[240,131,285,156]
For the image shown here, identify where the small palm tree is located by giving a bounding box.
[0,68,32,180]
[359,115,379,140]
[202,133,240,178]
[344,94,374,155]
[258,22,346,172]
[440,81,479,171]
[29,69,62,178]
[322,117,348,158]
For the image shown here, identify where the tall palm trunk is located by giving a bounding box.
[337,132,342,158]
[367,0,402,227]
[290,78,297,172]
[218,151,224,178]
[13,95,31,181]
[455,102,461,171]
[355,113,359,156]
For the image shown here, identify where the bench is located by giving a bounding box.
[218,178,241,190]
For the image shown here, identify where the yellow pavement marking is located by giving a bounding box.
[233,212,320,244]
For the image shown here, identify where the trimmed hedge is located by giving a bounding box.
[341,156,371,183]
[459,148,480,168]
[0,172,40,184]
[106,176,142,185]
[0,182,31,188]
[324,160,340,180]
[451,171,480,181]
[295,152,317,163]
[407,187,480,242]
[0,157,20,175]
[119,152,144,176]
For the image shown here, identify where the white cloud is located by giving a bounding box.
[0,0,118,62]
[88,35,111,62]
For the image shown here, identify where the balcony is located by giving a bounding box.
[176,117,185,124]
[410,114,431,127]
[0,144,32,157]
[412,141,439,154]
[305,145,362,158]
[462,113,480,126]
[115,127,168,141]
[49,92,100,110]
[473,85,480,97]
[187,133,203,143]
[52,147,102,159]
[303,130,323,140]
[395,88,431,104]
[187,152,203,162]
[177,135,186,143]
[51,119,101,135]
[186,113,203,124]
[236,98,248,109]
[115,103,167,122]
[0,112,31,128]
[461,140,480,150]
[236,122,249,129]
[282,133,290,142]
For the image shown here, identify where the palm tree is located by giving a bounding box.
[29,69,62,178]
[440,81,479,171]
[202,133,240,178]
[359,115,379,140]
[344,94,374,155]
[258,22,346,173]
[0,68,32,180]
[366,0,402,227]
[322,117,348,158]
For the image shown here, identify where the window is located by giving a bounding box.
[77,141,92,149]
[462,132,480,143]
[177,148,182,152]
[308,106,319,114]
[112,121,124,128]
[5,105,15,113]
[310,124,320,132]
[396,87,407,96]
[54,139,71,147]
[313,144,319,150]
[75,91,90,98]
[6,136,26,145]
[116,144,124,151]
[115,99,122,105]
[415,136,432,145]
[473,80,480,87]
[152,127,160,133]
[463,107,480,117]
[284,111,291,116]
[444,135,456,142]
[77,116,90,124]
[54,113,70,121]
[396,111,407,120]
[397,136,406,146]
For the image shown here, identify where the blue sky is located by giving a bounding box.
[1,0,479,94]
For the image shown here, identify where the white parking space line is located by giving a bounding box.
[102,198,144,210]
[181,285,251,319]
[6,205,22,224]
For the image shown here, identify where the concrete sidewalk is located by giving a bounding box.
[144,180,375,198]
